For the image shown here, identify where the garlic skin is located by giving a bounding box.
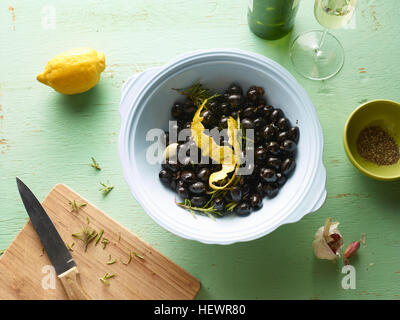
[313,218,343,261]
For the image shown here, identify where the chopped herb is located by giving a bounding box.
[0,249,5,256]
[66,242,75,252]
[118,232,121,242]
[99,181,114,195]
[121,252,132,265]
[68,199,86,213]
[101,238,110,249]
[106,254,117,265]
[90,157,101,170]
[99,273,115,285]
[95,229,104,245]
[133,251,145,260]
[173,83,220,108]
[40,247,45,256]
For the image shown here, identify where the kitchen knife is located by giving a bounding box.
[16,177,90,300]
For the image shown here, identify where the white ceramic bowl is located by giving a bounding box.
[119,49,326,245]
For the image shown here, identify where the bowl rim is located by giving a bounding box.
[119,48,327,244]
[343,99,400,181]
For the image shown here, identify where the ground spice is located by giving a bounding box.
[356,126,400,166]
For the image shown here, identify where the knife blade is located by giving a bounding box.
[16,177,89,300]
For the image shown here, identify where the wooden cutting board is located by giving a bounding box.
[0,184,200,300]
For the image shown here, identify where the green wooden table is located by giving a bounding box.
[1,0,399,300]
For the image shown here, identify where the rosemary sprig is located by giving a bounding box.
[225,201,238,212]
[176,198,223,220]
[72,225,98,252]
[68,199,86,213]
[106,254,117,265]
[173,83,220,108]
[99,181,114,195]
[90,157,101,171]
[99,273,115,285]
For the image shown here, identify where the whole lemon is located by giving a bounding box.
[37,48,105,95]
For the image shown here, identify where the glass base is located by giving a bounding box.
[290,30,345,81]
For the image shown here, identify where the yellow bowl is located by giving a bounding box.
[343,99,400,181]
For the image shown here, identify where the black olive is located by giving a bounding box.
[255,146,267,161]
[260,168,277,183]
[230,186,242,202]
[235,202,252,216]
[180,170,197,183]
[241,118,255,129]
[257,104,273,119]
[267,157,282,170]
[246,87,258,101]
[262,125,276,140]
[228,83,243,95]
[228,94,242,106]
[201,109,215,126]
[162,160,179,173]
[176,186,189,199]
[288,126,300,143]
[265,183,280,199]
[183,101,197,116]
[189,181,206,194]
[197,167,211,182]
[210,102,221,115]
[220,116,229,128]
[213,197,225,211]
[270,109,283,122]
[170,178,178,191]
[171,102,184,119]
[159,169,172,184]
[253,117,266,129]
[230,111,240,119]
[276,172,287,186]
[249,194,263,210]
[281,158,296,176]
[176,180,186,188]
[255,181,265,195]
[220,102,230,115]
[277,117,290,131]
[243,107,256,118]
[265,141,280,156]
[240,183,251,197]
[276,131,290,142]
[281,140,297,154]
[247,86,263,100]
[190,196,207,207]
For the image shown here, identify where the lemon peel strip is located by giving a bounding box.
[190,99,241,190]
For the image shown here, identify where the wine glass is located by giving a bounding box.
[290,0,358,80]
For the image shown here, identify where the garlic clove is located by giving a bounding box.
[163,143,179,160]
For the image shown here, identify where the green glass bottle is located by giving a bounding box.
[247,0,300,40]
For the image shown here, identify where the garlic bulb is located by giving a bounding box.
[313,218,343,261]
